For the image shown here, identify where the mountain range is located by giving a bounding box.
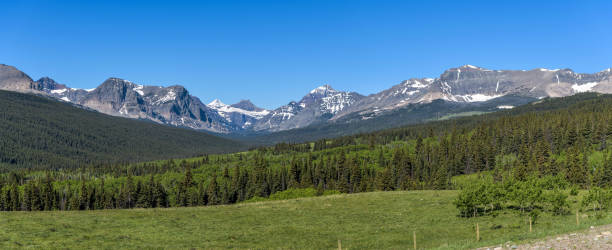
[1,63,610,134]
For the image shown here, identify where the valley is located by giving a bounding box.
[3,1,611,249]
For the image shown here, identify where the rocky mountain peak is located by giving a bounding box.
[0,64,37,92]
[1,63,611,135]
[231,99,265,112]
[308,84,337,95]
[208,99,226,108]
[459,64,487,71]
[36,77,67,91]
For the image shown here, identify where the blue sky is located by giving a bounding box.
[1,0,611,109]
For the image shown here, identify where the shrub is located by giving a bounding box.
[569,185,579,196]
[546,189,570,215]
[582,187,612,212]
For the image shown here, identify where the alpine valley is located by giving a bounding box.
[1,63,611,138]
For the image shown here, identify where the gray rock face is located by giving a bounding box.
[0,64,40,93]
[334,65,612,120]
[1,63,611,134]
[31,76,232,133]
[207,99,270,129]
[231,100,266,112]
[253,85,364,131]
[75,78,232,132]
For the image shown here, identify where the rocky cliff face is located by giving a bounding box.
[0,64,40,93]
[36,77,232,132]
[1,63,610,134]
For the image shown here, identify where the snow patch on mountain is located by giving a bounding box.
[51,88,67,94]
[310,85,336,95]
[320,92,356,114]
[455,94,503,102]
[537,68,560,72]
[207,99,270,119]
[133,84,144,95]
[155,90,177,104]
[572,82,598,93]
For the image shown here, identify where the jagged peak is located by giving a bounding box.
[208,99,227,108]
[101,77,136,87]
[37,76,56,82]
[36,76,67,91]
[230,99,265,112]
[309,84,337,94]
[233,99,254,105]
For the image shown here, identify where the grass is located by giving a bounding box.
[1,190,611,249]
[436,111,489,121]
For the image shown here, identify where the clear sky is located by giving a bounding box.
[1,0,611,109]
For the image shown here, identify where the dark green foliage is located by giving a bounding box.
[0,90,245,170]
[0,93,610,212]
[582,187,612,212]
[454,176,569,217]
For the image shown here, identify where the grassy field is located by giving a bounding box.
[1,190,611,249]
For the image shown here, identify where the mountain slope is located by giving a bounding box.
[0,90,244,170]
[253,85,364,131]
[2,63,611,135]
[231,95,537,145]
[333,65,612,120]
[47,77,233,132]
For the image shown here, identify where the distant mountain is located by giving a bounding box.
[334,65,612,120]
[207,99,269,129]
[0,89,244,169]
[0,64,41,93]
[1,63,610,135]
[40,77,233,133]
[230,99,267,112]
[252,84,364,131]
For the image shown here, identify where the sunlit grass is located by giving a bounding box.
[0,190,609,249]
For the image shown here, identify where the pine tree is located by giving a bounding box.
[207,173,219,205]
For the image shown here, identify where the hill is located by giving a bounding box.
[0,90,244,170]
[2,190,611,249]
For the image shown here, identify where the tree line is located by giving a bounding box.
[0,93,609,211]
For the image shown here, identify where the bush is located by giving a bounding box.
[582,187,612,212]
[454,180,504,217]
[529,209,540,224]
[546,189,570,215]
[569,185,579,196]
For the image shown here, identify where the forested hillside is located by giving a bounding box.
[0,90,244,170]
[0,93,609,211]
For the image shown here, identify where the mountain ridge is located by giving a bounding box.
[1,63,610,134]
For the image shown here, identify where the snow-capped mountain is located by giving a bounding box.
[25,74,233,133]
[207,99,270,129]
[1,63,611,134]
[252,84,364,131]
[334,65,612,119]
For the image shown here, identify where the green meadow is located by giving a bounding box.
[1,190,610,249]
